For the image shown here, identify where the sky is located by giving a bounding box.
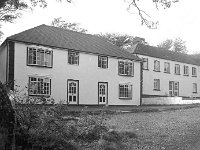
[1,0,200,54]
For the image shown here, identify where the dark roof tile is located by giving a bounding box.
[133,44,200,66]
[6,24,141,61]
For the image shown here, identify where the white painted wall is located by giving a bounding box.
[14,42,141,105]
[143,97,200,105]
[138,54,200,98]
[0,44,7,83]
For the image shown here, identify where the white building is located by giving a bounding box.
[127,44,200,104]
[0,24,142,105]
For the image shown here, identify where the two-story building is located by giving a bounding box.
[127,43,200,104]
[0,24,142,105]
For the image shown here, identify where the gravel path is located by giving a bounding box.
[106,107,200,150]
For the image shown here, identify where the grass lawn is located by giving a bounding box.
[103,105,200,150]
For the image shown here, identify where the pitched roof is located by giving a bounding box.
[128,44,200,66]
[6,24,141,61]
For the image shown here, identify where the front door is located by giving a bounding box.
[169,81,179,96]
[67,80,78,104]
[98,82,108,105]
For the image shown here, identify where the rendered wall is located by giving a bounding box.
[142,97,200,105]
[138,54,200,98]
[14,42,141,105]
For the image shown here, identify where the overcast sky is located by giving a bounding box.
[1,0,200,54]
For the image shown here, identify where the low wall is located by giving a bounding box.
[142,97,200,105]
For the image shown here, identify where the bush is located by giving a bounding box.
[75,109,109,142]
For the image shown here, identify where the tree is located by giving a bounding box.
[51,17,87,33]
[157,37,188,54]
[127,0,179,29]
[157,39,173,50]
[96,33,148,49]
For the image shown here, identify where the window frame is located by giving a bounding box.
[98,56,108,69]
[68,50,79,65]
[164,62,170,73]
[183,65,189,76]
[153,79,160,91]
[192,67,197,77]
[27,47,53,68]
[142,58,148,70]
[193,83,197,93]
[174,64,180,75]
[28,76,51,96]
[154,60,160,72]
[119,83,132,100]
[118,60,134,77]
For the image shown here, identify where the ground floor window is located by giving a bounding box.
[119,83,132,99]
[29,76,51,96]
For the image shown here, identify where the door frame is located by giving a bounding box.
[67,79,79,105]
[98,82,108,105]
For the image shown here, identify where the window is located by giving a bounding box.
[142,58,148,70]
[175,64,180,75]
[29,76,51,96]
[119,83,132,99]
[68,51,79,65]
[154,79,160,91]
[164,62,170,73]
[193,83,197,93]
[183,65,189,76]
[27,47,53,67]
[118,60,134,76]
[192,67,197,77]
[154,60,160,72]
[98,56,108,68]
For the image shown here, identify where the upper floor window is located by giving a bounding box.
[154,60,160,72]
[27,47,53,67]
[192,67,197,77]
[175,64,180,75]
[183,65,189,76]
[29,76,51,96]
[193,83,197,93]
[154,79,160,91]
[142,58,148,70]
[68,51,79,65]
[118,60,134,76]
[164,62,170,73]
[98,56,108,69]
[119,83,132,99]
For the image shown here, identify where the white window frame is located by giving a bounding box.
[154,79,160,91]
[68,51,79,65]
[183,65,189,76]
[98,56,108,69]
[27,47,53,67]
[192,67,197,77]
[119,83,132,99]
[193,83,197,93]
[175,64,180,75]
[118,60,134,76]
[142,58,148,70]
[164,62,170,73]
[28,76,51,96]
[154,60,160,72]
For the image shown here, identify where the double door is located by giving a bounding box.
[169,81,179,96]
